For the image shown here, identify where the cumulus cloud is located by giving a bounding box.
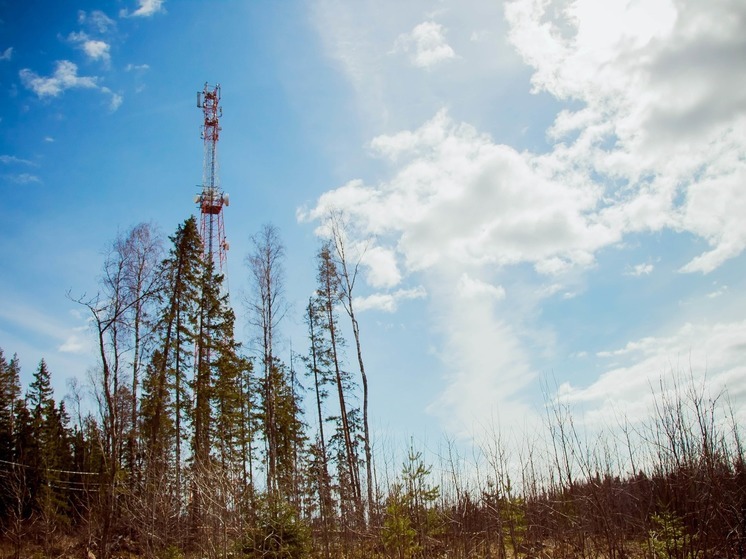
[304,109,615,275]
[68,32,111,64]
[82,40,111,63]
[19,60,98,98]
[361,246,402,288]
[120,0,166,18]
[393,21,457,69]
[19,60,122,111]
[305,0,746,440]
[354,286,427,313]
[505,0,746,273]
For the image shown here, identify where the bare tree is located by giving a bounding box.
[246,223,288,495]
[72,223,163,557]
[327,210,375,522]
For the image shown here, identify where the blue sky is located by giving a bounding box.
[1,0,745,453]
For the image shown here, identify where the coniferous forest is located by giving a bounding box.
[1,216,745,559]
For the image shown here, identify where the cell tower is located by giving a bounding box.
[195,83,230,272]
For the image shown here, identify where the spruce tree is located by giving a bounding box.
[141,217,201,474]
[0,351,21,462]
[0,350,23,520]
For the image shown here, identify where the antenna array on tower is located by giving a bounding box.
[195,83,229,272]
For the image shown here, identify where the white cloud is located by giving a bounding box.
[68,32,111,64]
[707,285,728,299]
[82,40,111,64]
[4,173,41,184]
[1,47,12,61]
[426,270,538,438]
[361,246,401,289]
[628,263,654,276]
[120,0,166,18]
[59,334,88,354]
[305,109,616,274]
[561,320,746,427]
[19,60,98,98]
[125,63,150,72]
[393,21,456,69]
[78,10,116,33]
[311,0,517,131]
[101,87,123,111]
[354,286,426,313]
[505,0,746,272]
[306,0,746,442]
[457,273,506,301]
[0,155,34,166]
[0,302,93,356]
[19,60,120,110]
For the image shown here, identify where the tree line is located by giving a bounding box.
[0,216,745,559]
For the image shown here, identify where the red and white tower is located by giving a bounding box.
[195,83,229,272]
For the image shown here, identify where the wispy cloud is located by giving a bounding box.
[0,155,35,166]
[120,0,166,18]
[0,302,93,356]
[78,10,116,33]
[101,87,123,111]
[19,60,98,98]
[561,320,746,426]
[393,21,456,70]
[707,285,728,299]
[4,173,41,184]
[125,63,150,72]
[0,47,12,61]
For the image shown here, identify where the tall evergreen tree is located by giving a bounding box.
[0,351,21,462]
[0,351,23,520]
[140,217,202,500]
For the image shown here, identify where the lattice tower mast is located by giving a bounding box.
[195,83,230,272]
